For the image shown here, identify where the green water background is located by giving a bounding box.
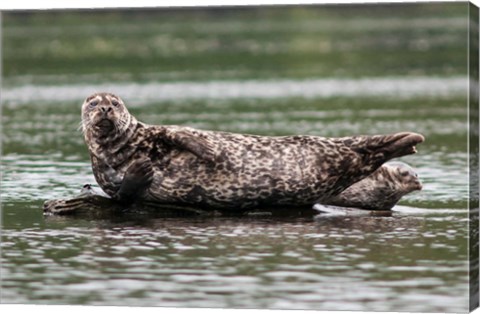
[0,3,472,312]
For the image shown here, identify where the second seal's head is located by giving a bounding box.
[81,92,131,137]
[387,161,423,193]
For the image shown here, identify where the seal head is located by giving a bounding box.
[323,161,422,210]
[81,93,153,202]
[82,93,132,136]
[387,161,423,192]
[81,93,139,160]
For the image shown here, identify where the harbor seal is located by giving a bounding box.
[43,162,421,216]
[81,92,424,212]
[321,161,422,210]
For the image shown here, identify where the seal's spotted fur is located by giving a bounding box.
[81,92,424,211]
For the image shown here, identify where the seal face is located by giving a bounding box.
[81,92,424,211]
[322,161,422,210]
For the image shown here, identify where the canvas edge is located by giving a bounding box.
[469,1,480,312]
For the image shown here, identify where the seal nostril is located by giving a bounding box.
[107,107,112,112]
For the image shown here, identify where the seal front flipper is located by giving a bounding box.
[164,127,218,163]
[112,157,154,203]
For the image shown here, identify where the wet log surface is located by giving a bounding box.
[43,193,319,219]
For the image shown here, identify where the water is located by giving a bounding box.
[0,213,470,311]
[1,76,467,103]
[0,3,474,312]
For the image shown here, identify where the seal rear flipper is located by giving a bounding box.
[379,132,425,160]
[351,132,425,162]
[112,157,154,203]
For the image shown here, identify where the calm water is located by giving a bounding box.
[0,4,474,312]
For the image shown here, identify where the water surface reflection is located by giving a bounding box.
[1,210,468,311]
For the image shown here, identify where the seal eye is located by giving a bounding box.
[90,101,98,108]
[112,100,119,107]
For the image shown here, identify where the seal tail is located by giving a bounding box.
[351,132,425,162]
[320,132,424,203]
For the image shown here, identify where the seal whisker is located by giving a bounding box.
[79,118,94,134]
[78,119,89,133]
[113,119,124,135]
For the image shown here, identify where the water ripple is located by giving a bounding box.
[2,76,467,105]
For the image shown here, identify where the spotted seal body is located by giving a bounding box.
[43,161,421,216]
[81,92,424,211]
[323,161,422,210]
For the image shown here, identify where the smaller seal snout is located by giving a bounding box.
[386,161,423,193]
[413,179,423,191]
[405,173,423,192]
[406,169,423,192]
